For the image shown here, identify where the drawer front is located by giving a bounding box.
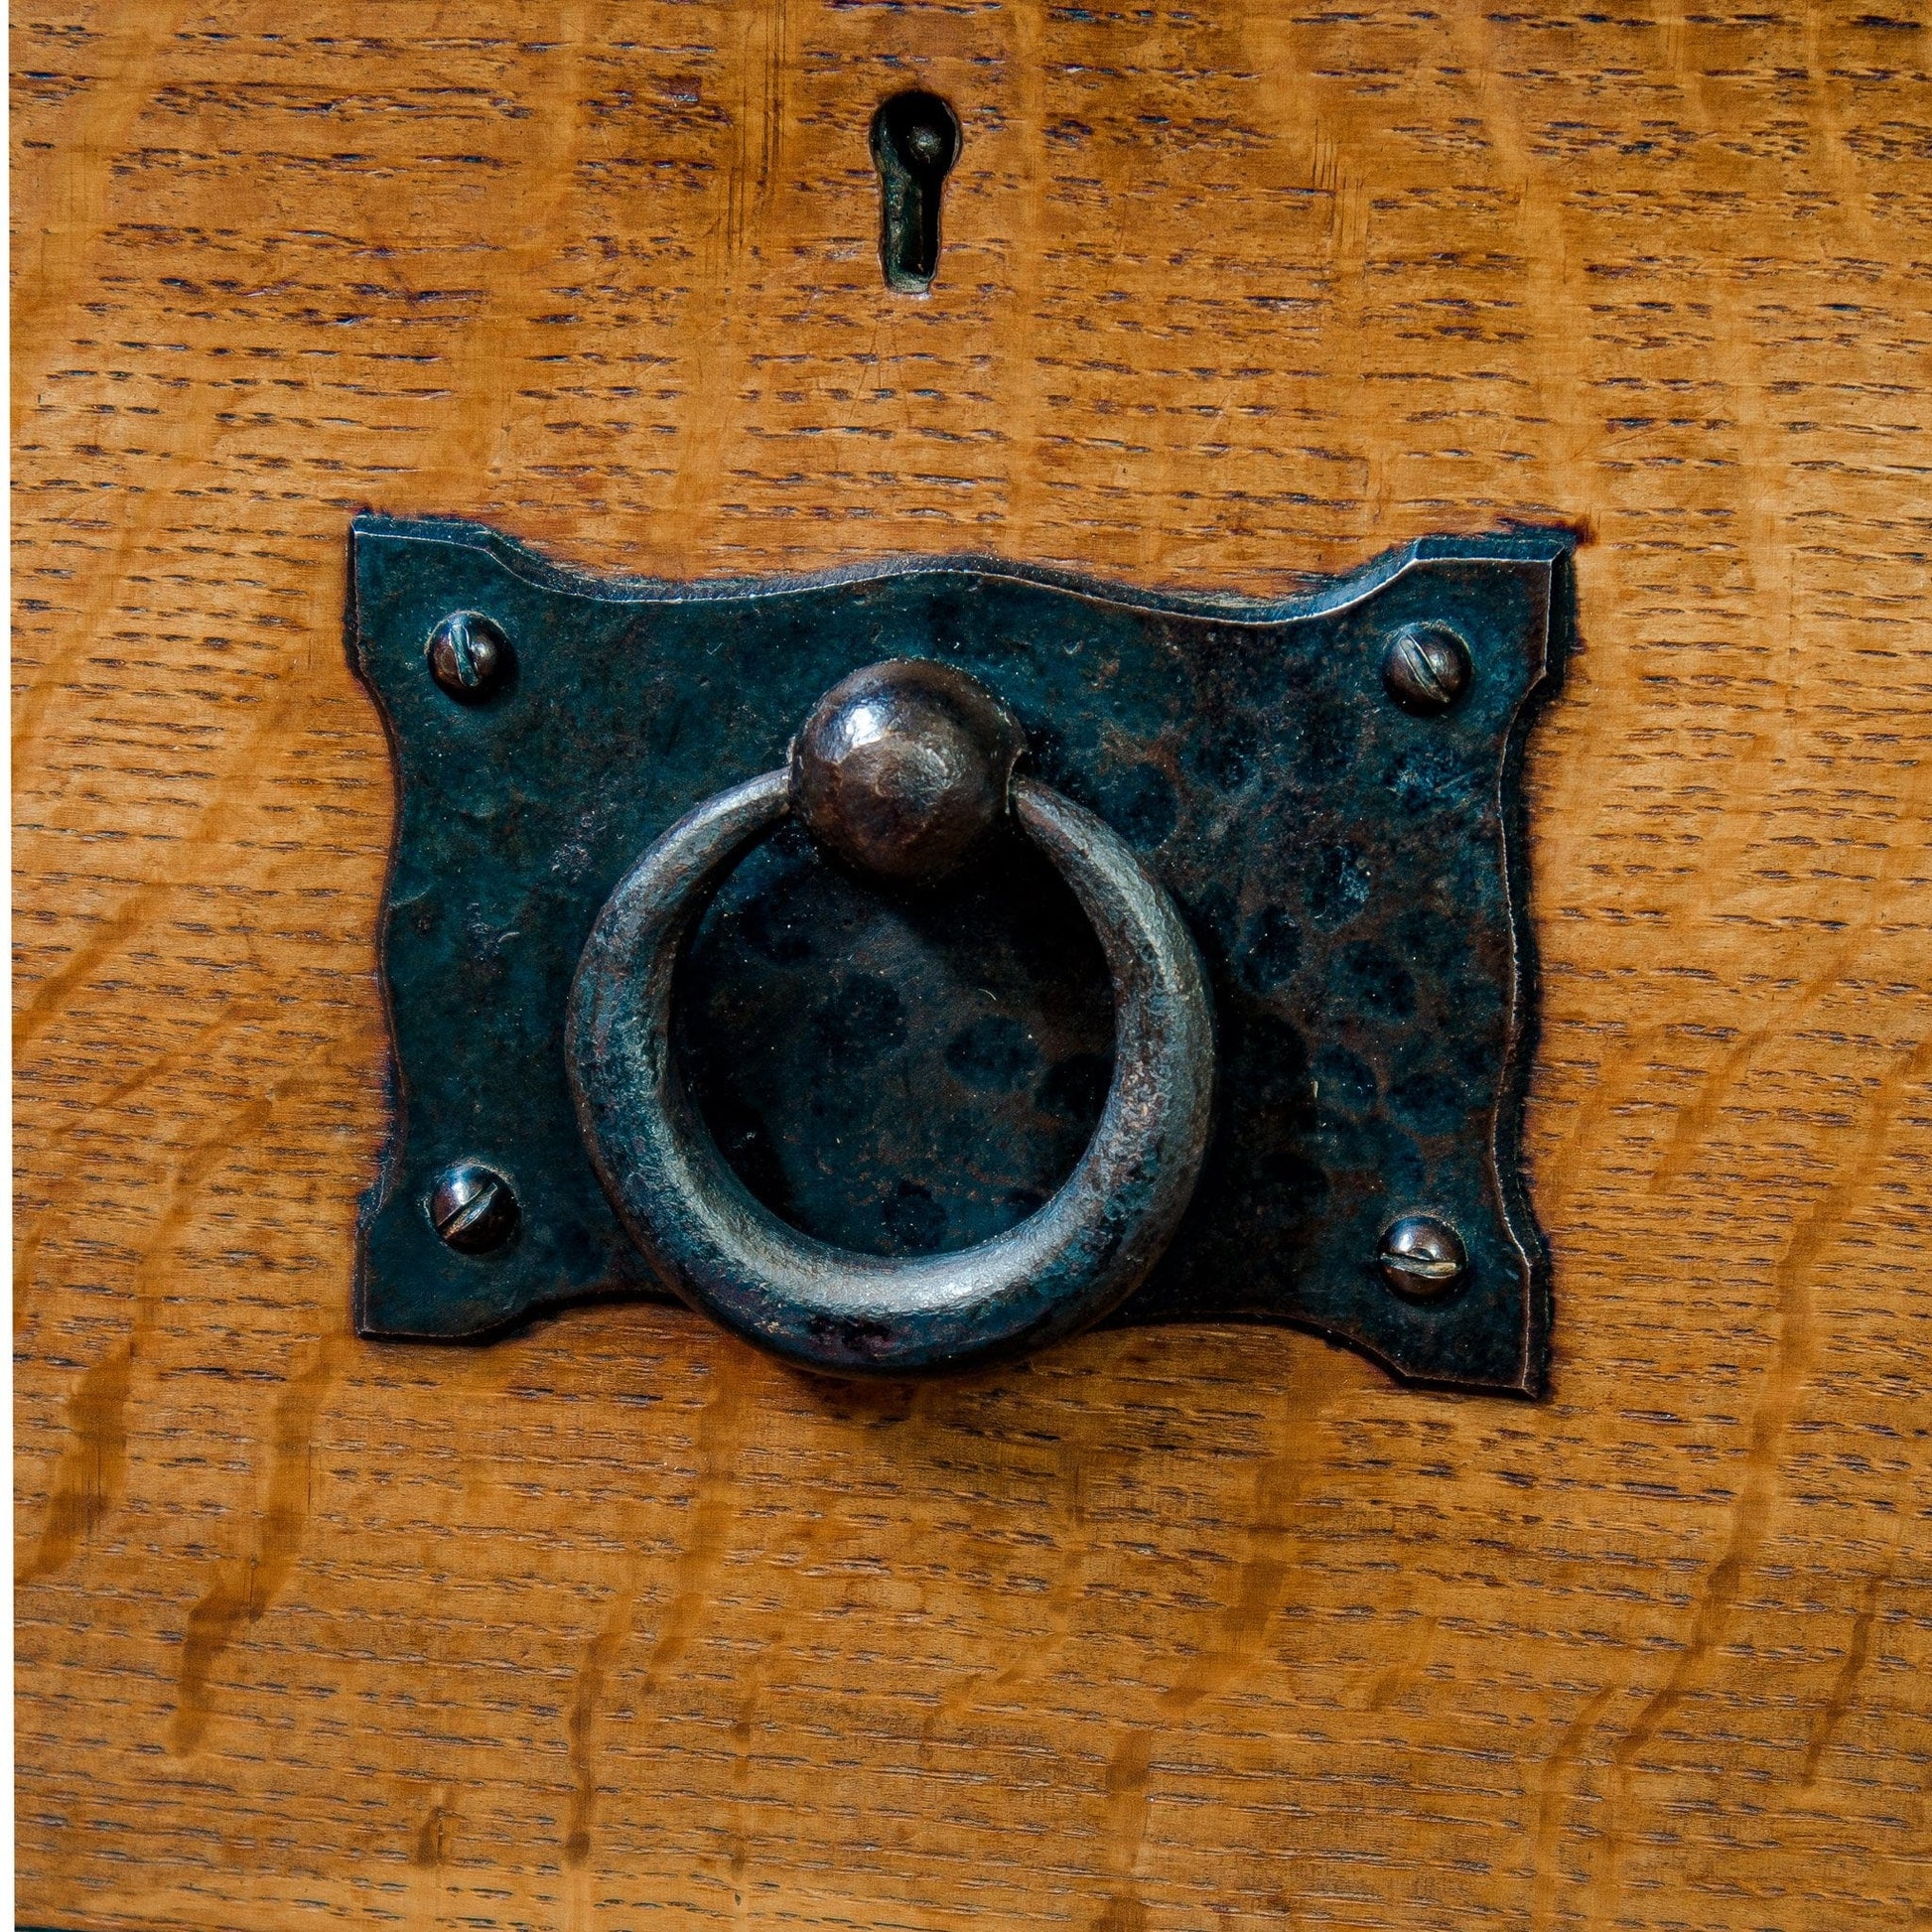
[15,8,1929,1931]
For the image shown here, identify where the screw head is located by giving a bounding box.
[426,611,512,704]
[790,659,1023,888]
[1376,1213,1467,1298]
[429,1162,519,1254]
[1382,622,1472,717]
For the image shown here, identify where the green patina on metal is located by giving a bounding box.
[348,515,1575,1393]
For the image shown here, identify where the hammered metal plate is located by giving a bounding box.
[350,516,1574,1393]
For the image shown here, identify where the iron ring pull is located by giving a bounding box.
[566,661,1215,1376]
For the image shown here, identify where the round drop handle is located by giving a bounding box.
[566,660,1215,1376]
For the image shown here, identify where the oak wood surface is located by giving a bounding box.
[13,4,1931,1928]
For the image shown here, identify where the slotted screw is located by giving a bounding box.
[427,611,512,704]
[429,1162,519,1255]
[1382,621,1472,716]
[1376,1213,1466,1298]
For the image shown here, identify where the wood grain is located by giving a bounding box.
[14,4,1931,1928]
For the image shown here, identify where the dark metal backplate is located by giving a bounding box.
[350,515,1575,1394]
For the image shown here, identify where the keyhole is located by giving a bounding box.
[871,90,961,293]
